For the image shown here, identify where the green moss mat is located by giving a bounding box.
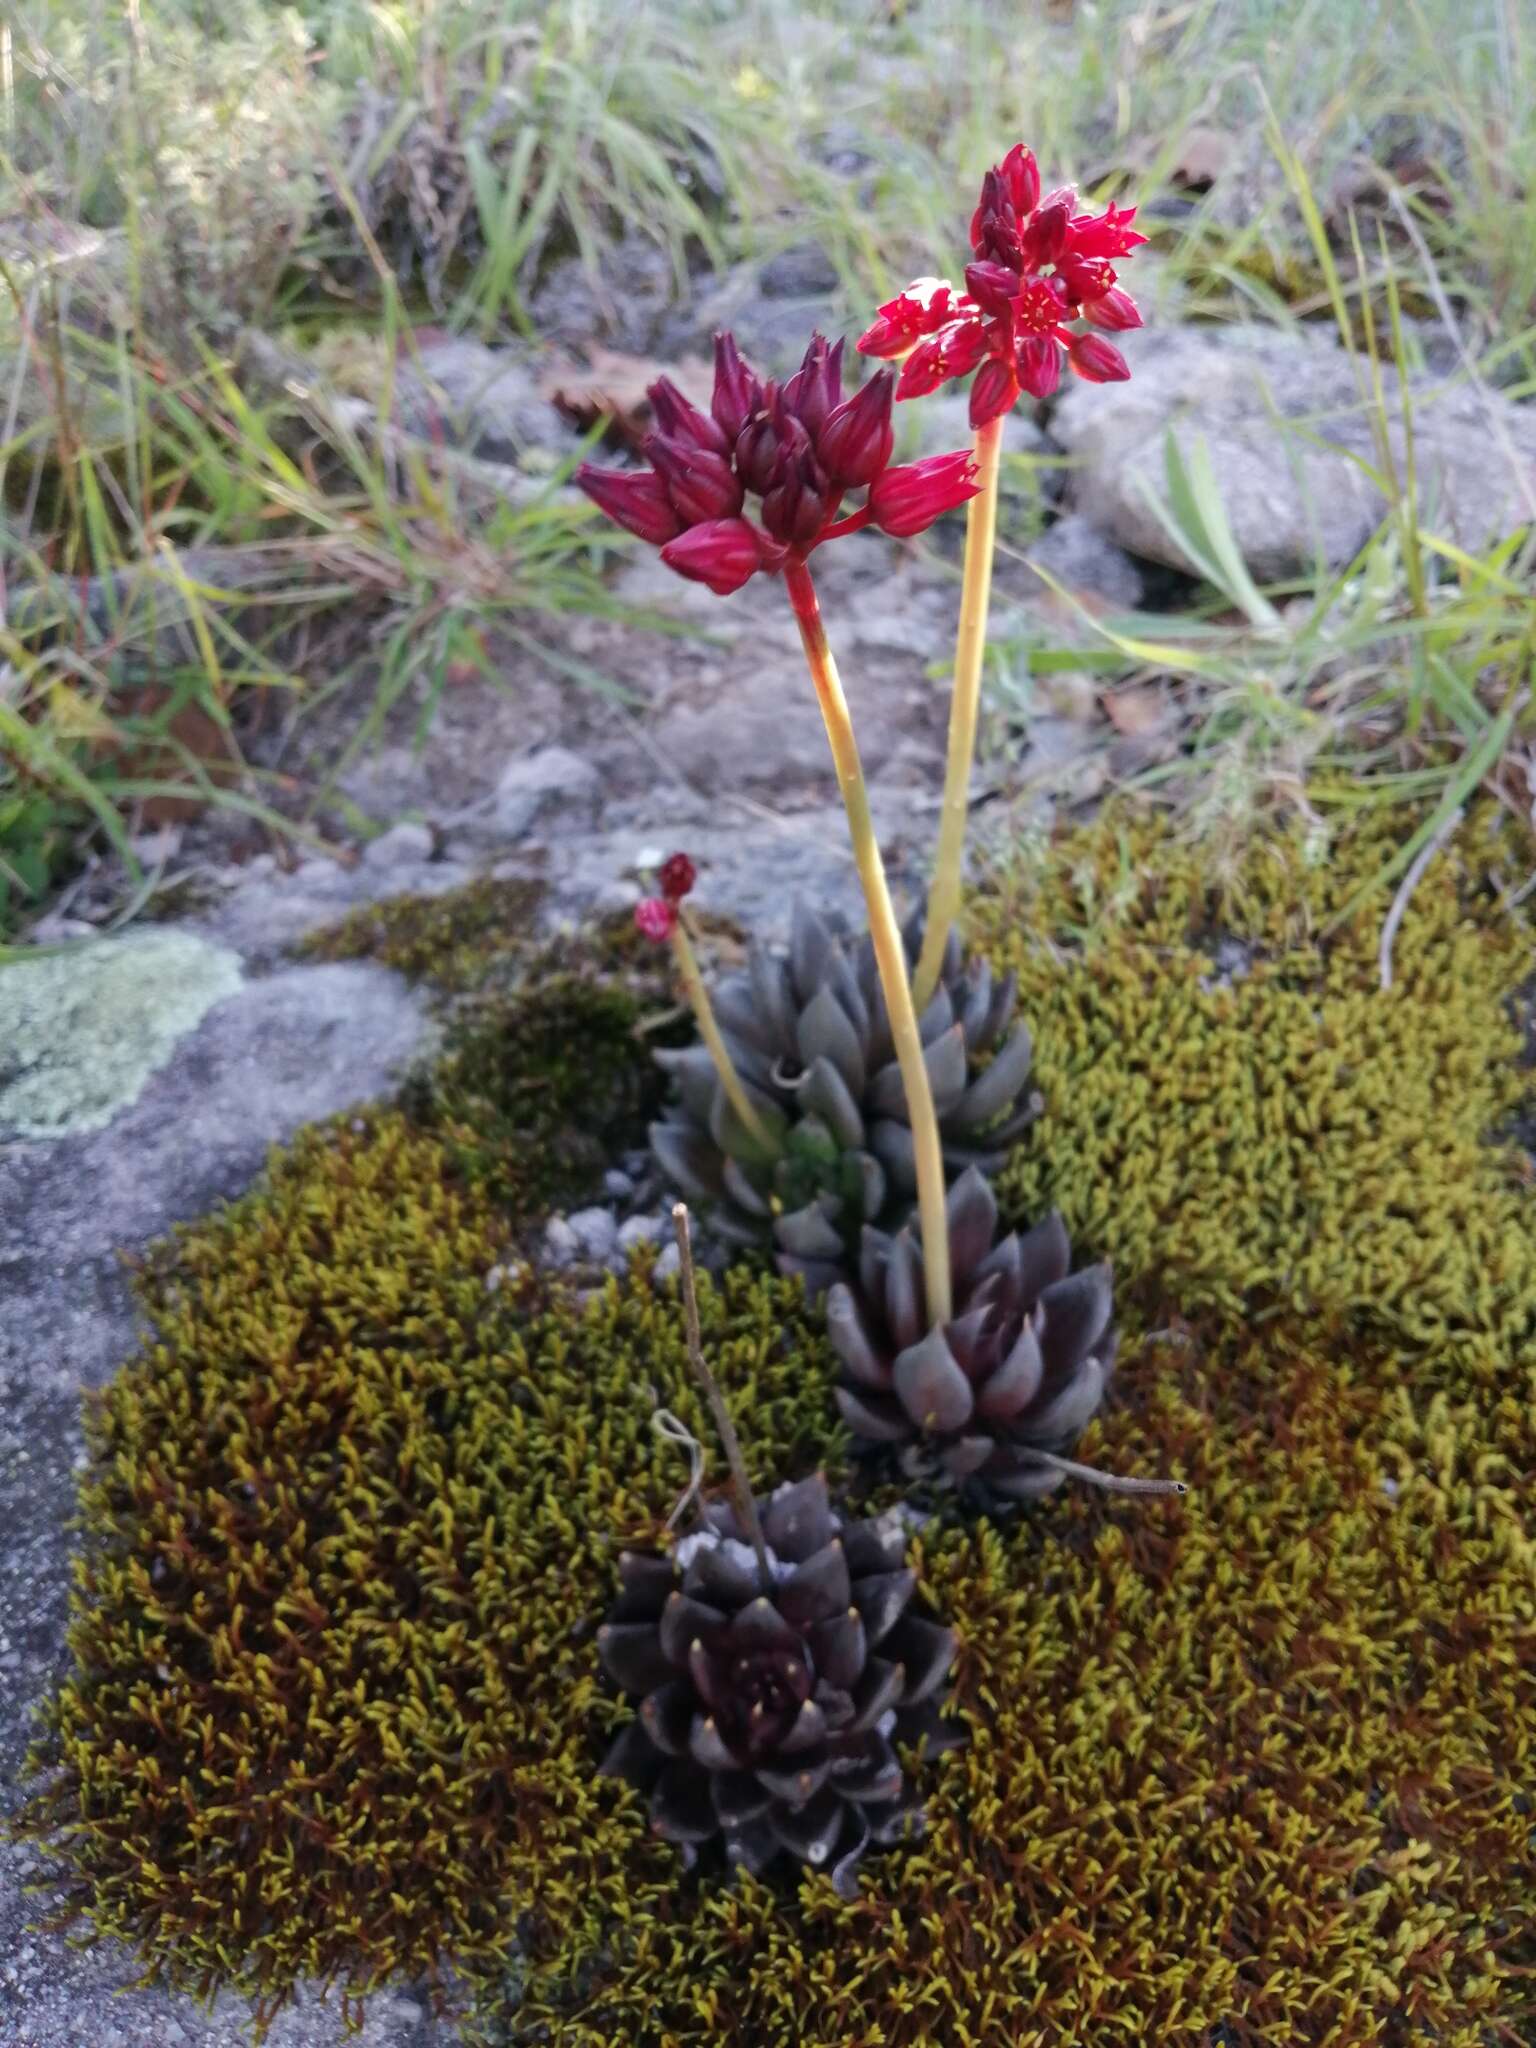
[13,806,1535,2045]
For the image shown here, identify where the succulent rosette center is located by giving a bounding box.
[598,1473,958,1893]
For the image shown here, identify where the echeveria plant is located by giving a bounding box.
[583,143,1165,1503]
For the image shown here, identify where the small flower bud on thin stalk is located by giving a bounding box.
[672,1202,773,1589]
[668,907,777,1153]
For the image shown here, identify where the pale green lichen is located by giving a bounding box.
[0,931,243,1138]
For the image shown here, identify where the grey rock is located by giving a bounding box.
[0,955,438,2043]
[362,820,435,870]
[651,1241,682,1283]
[603,1168,636,1201]
[0,961,433,1397]
[542,1215,580,1268]
[477,745,603,843]
[399,335,573,465]
[617,1214,663,1254]
[650,687,838,792]
[1020,513,1149,610]
[658,261,839,378]
[0,932,243,1140]
[758,240,840,299]
[1052,322,1536,579]
[530,233,678,353]
[566,1206,619,1262]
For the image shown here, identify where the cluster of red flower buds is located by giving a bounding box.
[634,850,697,942]
[857,143,1147,426]
[577,333,980,597]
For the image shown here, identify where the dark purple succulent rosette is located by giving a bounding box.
[829,1166,1117,1504]
[597,1473,958,1895]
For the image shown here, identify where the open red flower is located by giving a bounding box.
[577,330,980,598]
[858,144,1145,425]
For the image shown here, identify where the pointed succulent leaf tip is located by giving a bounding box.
[659,517,765,596]
[1067,332,1132,383]
[945,1167,998,1285]
[711,331,765,444]
[634,896,678,943]
[868,451,981,538]
[893,1327,975,1437]
[817,369,896,489]
[575,462,684,545]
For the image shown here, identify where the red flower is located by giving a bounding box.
[867,452,982,538]
[856,278,962,359]
[856,143,1146,426]
[635,897,678,942]
[577,328,976,598]
[657,852,696,902]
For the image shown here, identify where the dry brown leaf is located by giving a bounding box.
[1101,685,1165,738]
[541,347,714,451]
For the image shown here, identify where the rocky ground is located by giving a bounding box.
[4,253,1535,2045]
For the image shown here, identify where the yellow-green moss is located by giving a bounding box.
[295,876,547,992]
[14,803,1536,2046]
[976,802,1535,1363]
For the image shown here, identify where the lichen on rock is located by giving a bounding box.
[0,930,243,1139]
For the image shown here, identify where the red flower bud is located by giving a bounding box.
[762,444,831,549]
[964,260,1022,315]
[782,333,845,440]
[711,331,764,445]
[867,450,980,538]
[734,398,782,496]
[856,278,958,357]
[1015,335,1063,401]
[1081,285,1143,333]
[1067,332,1131,384]
[635,896,678,942]
[968,355,1020,428]
[817,369,895,488]
[999,142,1041,218]
[657,852,696,902]
[648,375,729,457]
[660,518,769,596]
[645,432,745,524]
[575,463,684,546]
[1021,191,1074,268]
[1065,203,1148,262]
[895,333,951,400]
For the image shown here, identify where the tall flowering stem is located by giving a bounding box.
[783,560,952,1324]
[860,142,1145,1005]
[912,413,1004,1009]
